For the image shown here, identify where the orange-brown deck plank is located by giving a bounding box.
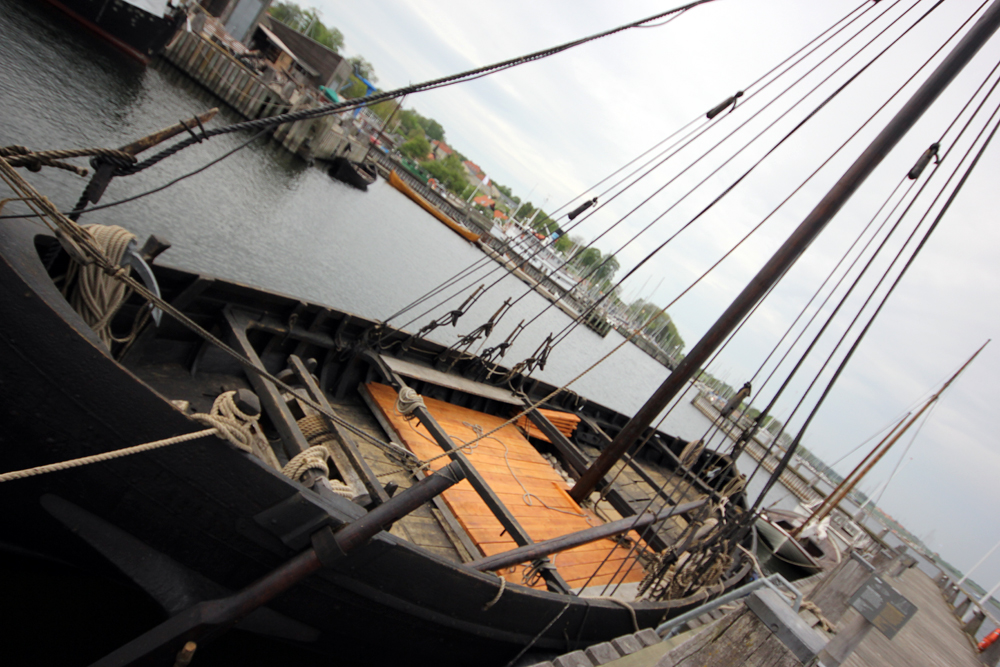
[365,382,645,589]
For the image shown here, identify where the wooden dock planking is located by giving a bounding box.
[843,567,982,667]
[365,382,646,588]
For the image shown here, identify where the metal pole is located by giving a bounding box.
[569,0,1000,503]
[961,536,1000,586]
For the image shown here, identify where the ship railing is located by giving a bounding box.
[654,573,803,639]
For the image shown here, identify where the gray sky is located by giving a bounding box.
[315,0,1000,587]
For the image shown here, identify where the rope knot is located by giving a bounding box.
[395,387,426,417]
[190,390,264,453]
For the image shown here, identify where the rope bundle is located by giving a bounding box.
[395,387,426,417]
[63,224,138,347]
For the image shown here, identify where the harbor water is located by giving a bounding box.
[1,1,720,441]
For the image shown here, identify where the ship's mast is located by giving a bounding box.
[570,0,1000,503]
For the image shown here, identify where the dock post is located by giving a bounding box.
[965,609,987,636]
[806,550,875,625]
[818,611,874,667]
[889,554,917,578]
[945,582,962,605]
[955,595,974,619]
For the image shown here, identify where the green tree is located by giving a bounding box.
[349,55,377,82]
[306,20,343,52]
[269,1,307,27]
[593,254,619,283]
[268,3,343,52]
[422,154,470,194]
[400,135,431,160]
[424,118,445,142]
[575,246,602,269]
[516,201,535,219]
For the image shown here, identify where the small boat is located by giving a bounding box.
[388,169,483,242]
[328,156,378,191]
[40,0,185,63]
[755,507,841,574]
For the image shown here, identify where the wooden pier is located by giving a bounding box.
[838,567,982,667]
[160,27,348,161]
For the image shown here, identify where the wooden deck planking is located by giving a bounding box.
[365,382,646,589]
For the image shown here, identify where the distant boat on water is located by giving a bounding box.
[388,169,482,242]
[40,0,184,63]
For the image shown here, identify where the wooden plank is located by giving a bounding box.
[381,355,521,405]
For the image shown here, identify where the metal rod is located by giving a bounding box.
[569,0,1000,503]
[467,499,706,572]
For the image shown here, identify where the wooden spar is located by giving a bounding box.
[795,413,911,535]
[71,108,220,219]
[568,0,1000,503]
[467,498,706,572]
[791,341,989,537]
[118,109,220,156]
[91,460,466,667]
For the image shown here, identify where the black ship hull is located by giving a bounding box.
[42,0,183,63]
[0,215,753,665]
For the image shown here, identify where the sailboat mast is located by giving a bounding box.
[790,341,987,537]
[570,1,1000,503]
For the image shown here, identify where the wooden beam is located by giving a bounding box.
[222,308,344,504]
[288,354,387,506]
[523,406,590,476]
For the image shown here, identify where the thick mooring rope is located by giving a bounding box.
[0,391,262,483]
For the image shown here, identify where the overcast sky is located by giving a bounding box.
[313,0,1000,587]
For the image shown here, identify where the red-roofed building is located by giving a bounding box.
[493,210,508,221]
[473,195,495,207]
[431,140,454,160]
[463,160,486,182]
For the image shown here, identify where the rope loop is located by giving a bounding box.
[282,445,331,481]
[190,390,264,453]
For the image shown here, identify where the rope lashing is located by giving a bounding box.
[705,91,744,119]
[395,387,427,417]
[281,446,354,497]
[190,390,265,453]
[482,574,507,611]
[1,145,135,176]
[907,142,941,179]
[282,446,330,481]
[293,415,359,497]
[0,391,264,483]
